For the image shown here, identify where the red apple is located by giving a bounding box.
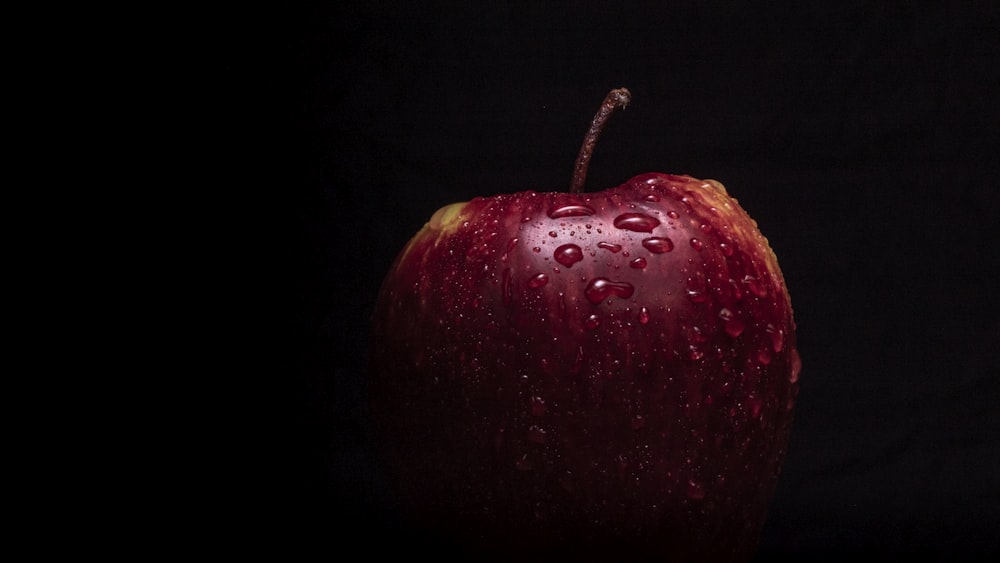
[369,89,801,561]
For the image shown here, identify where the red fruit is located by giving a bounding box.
[369,89,800,561]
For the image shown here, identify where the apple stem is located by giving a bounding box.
[570,88,631,194]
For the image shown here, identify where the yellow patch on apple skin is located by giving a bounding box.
[396,201,470,266]
[694,178,787,297]
[427,201,469,233]
[702,178,728,195]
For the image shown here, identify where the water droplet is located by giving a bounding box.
[644,193,660,202]
[688,345,704,360]
[532,246,542,253]
[699,223,713,233]
[690,238,704,251]
[631,414,646,429]
[527,273,549,288]
[743,275,768,297]
[629,257,647,269]
[718,308,746,337]
[790,348,802,383]
[548,204,596,218]
[597,241,622,253]
[515,454,533,471]
[639,307,650,325]
[584,314,601,330]
[531,395,547,416]
[554,244,584,267]
[548,231,558,238]
[768,324,785,352]
[686,480,706,500]
[689,325,708,343]
[685,277,709,303]
[528,425,548,444]
[728,278,744,300]
[613,213,660,232]
[521,216,532,223]
[502,268,512,305]
[506,237,519,255]
[666,210,680,219]
[758,349,772,365]
[642,237,674,253]
[585,277,636,304]
[719,241,734,257]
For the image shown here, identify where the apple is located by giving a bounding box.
[369,88,801,561]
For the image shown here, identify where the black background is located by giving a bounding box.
[252,1,999,559]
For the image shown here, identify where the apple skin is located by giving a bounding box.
[369,172,800,561]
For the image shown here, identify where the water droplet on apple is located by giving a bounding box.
[597,241,622,253]
[584,314,601,330]
[790,348,802,382]
[631,414,646,429]
[685,277,709,303]
[528,425,547,444]
[690,238,704,251]
[585,278,635,304]
[554,244,584,267]
[689,325,708,343]
[686,480,706,500]
[548,204,596,218]
[527,273,549,288]
[666,210,680,219]
[644,193,660,202]
[699,223,713,233]
[530,395,547,416]
[506,237,519,255]
[768,324,785,352]
[613,212,660,232]
[502,268,512,304]
[642,236,674,253]
[532,246,541,253]
[718,308,746,337]
[758,349,772,365]
[743,275,768,297]
[728,278,744,301]
[719,241,734,257]
[629,257,647,269]
[515,454,533,471]
[639,307,650,325]
[548,231,558,238]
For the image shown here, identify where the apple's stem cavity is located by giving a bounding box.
[570,87,631,194]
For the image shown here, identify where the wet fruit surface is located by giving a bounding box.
[370,172,799,561]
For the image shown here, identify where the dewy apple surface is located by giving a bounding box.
[370,88,800,561]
